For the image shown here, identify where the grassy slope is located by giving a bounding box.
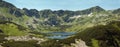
[40,21,120,47]
[66,21,120,47]
[0,21,28,36]
[65,12,120,32]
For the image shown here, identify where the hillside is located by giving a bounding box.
[0,0,120,47]
[0,21,28,36]
[40,21,120,47]
[0,0,120,32]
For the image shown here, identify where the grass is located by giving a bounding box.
[2,40,41,47]
[92,39,99,47]
[0,22,27,36]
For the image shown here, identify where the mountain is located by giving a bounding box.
[0,0,120,47]
[75,6,105,15]
[0,0,15,8]
[68,21,120,47]
[40,21,120,47]
[112,8,120,15]
[23,8,40,17]
[0,0,120,32]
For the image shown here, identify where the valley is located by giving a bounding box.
[0,0,120,47]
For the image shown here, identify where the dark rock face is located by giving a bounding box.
[39,9,53,18]
[47,16,60,26]
[29,9,40,18]
[23,8,40,18]
[0,0,23,17]
[0,0,15,8]
[23,8,30,16]
[9,8,23,17]
[112,8,120,15]
[0,16,12,21]
[53,10,65,16]
[53,10,75,16]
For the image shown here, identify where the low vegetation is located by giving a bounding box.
[1,40,41,47]
[0,0,120,47]
[0,21,28,36]
[40,21,120,47]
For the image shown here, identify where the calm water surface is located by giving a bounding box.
[44,32,76,39]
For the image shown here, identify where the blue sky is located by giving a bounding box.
[4,0,120,11]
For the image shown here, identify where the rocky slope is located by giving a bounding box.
[0,0,120,47]
[0,0,120,32]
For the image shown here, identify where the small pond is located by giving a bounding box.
[43,32,76,39]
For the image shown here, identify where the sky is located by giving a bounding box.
[4,0,120,11]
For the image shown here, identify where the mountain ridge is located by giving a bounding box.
[0,0,120,32]
[1,0,119,17]
[0,1,120,47]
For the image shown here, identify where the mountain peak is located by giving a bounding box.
[0,0,16,8]
[77,6,105,15]
[93,6,102,8]
[90,6,105,11]
[0,0,2,2]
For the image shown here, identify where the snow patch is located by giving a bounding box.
[70,15,81,19]
[88,13,93,17]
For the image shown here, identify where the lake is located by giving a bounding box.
[44,32,76,39]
